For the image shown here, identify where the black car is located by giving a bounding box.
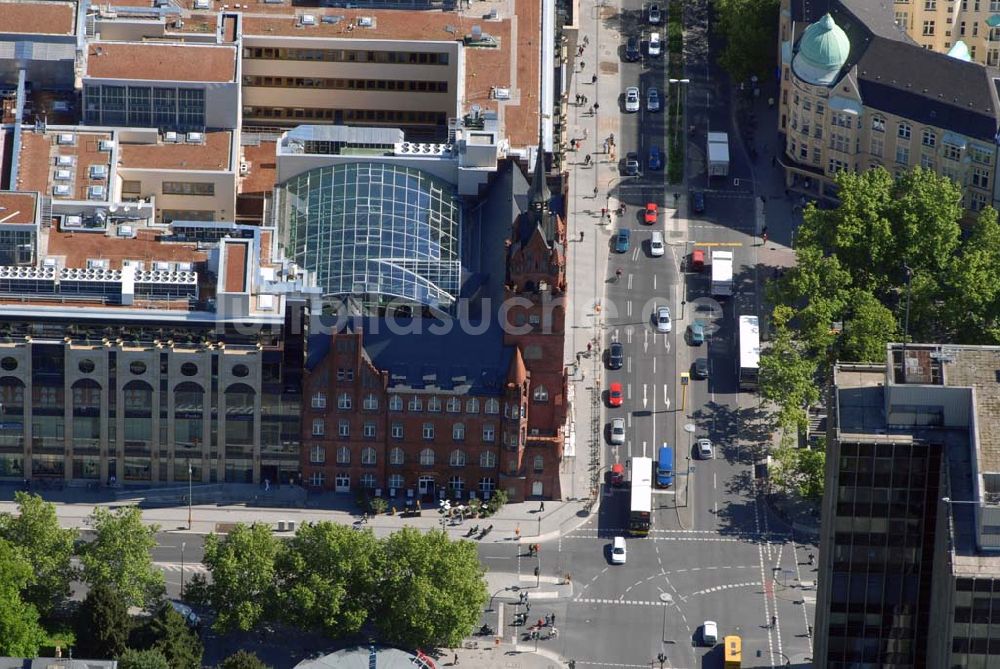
[691,191,706,214]
[625,36,641,62]
[625,152,640,176]
[608,342,624,369]
[648,3,662,24]
[692,357,709,379]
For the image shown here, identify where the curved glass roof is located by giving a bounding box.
[277,163,462,310]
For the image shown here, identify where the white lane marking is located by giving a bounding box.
[643,328,649,354]
[643,384,648,409]
[627,383,633,401]
[653,274,658,290]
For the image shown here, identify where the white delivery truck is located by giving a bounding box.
[707,132,730,178]
[711,250,733,297]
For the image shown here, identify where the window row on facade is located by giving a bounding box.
[310,418,497,442]
[242,46,450,65]
[242,105,448,126]
[83,85,205,129]
[310,391,506,414]
[304,470,497,494]
[306,444,537,469]
[242,75,448,93]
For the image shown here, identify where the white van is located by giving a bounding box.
[648,32,662,57]
[702,620,718,645]
[650,231,665,257]
[611,536,627,564]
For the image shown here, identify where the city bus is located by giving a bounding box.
[723,635,742,668]
[738,315,760,390]
[628,456,652,536]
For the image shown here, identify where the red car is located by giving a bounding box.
[608,382,623,407]
[610,462,626,487]
[644,202,658,225]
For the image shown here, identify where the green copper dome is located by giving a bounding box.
[792,14,850,86]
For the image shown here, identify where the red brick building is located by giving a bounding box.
[301,154,567,502]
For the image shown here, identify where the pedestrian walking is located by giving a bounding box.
[540,501,545,512]
[551,613,556,625]
[593,186,598,197]
[808,553,815,565]
[609,132,615,144]
[579,61,585,71]
[771,615,777,628]
[578,45,584,56]
[584,154,592,165]
[593,102,600,111]
[591,73,598,84]
[587,342,592,353]
[580,230,585,241]
[453,652,459,665]
[583,35,589,45]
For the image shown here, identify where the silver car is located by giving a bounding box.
[624,87,640,113]
[646,87,661,112]
[655,305,672,333]
[697,438,714,459]
[610,417,626,445]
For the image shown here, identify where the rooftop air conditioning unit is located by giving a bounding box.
[89,165,108,179]
[186,132,204,143]
[299,14,316,25]
[87,185,106,200]
[492,87,511,100]
[64,215,82,227]
[55,169,72,181]
[117,225,134,238]
[99,139,114,152]
[194,0,211,8]
[53,185,72,197]
[57,133,74,145]
[177,262,194,272]
[56,155,73,166]
[154,261,170,271]
[358,16,374,26]
[164,131,179,143]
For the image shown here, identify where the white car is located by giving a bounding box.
[624,87,640,113]
[611,536,627,564]
[697,438,714,459]
[610,417,626,445]
[650,232,665,257]
[648,32,661,57]
[702,620,718,645]
[655,305,672,333]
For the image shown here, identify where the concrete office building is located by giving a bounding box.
[815,344,1000,668]
[777,0,1000,212]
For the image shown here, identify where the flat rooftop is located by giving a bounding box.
[120,131,232,171]
[942,346,1000,474]
[0,192,38,225]
[45,226,207,270]
[16,128,114,202]
[85,42,237,83]
[239,140,278,195]
[0,1,76,36]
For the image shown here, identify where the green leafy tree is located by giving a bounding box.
[117,648,170,669]
[202,523,280,632]
[275,521,382,638]
[889,167,964,278]
[0,491,78,617]
[714,0,779,82]
[0,537,46,657]
[148,605,203,669]
[837,289,898,362]
[770,443,826,501]
[944,206,1000,343]
[75,583,131,659]
[218,650,272,669]
[759,306,820,434]
[80,506,163,609]
[376,528,488,649]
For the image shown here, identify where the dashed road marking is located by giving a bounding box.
[678,581,760,602]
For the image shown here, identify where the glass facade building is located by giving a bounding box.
[276,163,461,311]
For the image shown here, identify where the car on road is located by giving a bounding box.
[702,620,718,645]
[648,145,663,170]
[644,202,658,224]
[691,190,706,214]
[614,227,631,252]
[608,341,624,369]
[692,357,709,379]
[624,152,640,176]
[646,86,661,112]
[649,231,665,257]
[624,86,640,113]
[611,536,627,564]
[654,305,672,333]
[610,417,626,445]
[690,248,705,271]
[608,382,623,407]
[648,32,661,56]
[697,438,714,459]
[648,3,662,24]
[610,462,626,486]
[625,36,641,62]
[688,319,705,345]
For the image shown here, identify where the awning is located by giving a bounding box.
[987,14,1000,27]
[829,95,863,116]
[943,132,968,149]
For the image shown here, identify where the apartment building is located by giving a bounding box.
[777,0,1000,212]
[816,344,1000,668]
[891,0,1000,67]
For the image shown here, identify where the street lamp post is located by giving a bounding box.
[180,541,186,598]
[683,424,696,508]
[187,458,193,531]
[668,78,690,158]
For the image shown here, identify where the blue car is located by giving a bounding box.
[614,228,631,253]
[648,145,663,171]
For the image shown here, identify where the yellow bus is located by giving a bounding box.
[723,635,741,669]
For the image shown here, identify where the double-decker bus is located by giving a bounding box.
[738,315,760,390]
[628,456,652,536]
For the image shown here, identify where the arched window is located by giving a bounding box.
[361,447,377,465]
[419,448,435,466]
[480,450,497,468]
[389,447,405,465]
[485,398,500,414]
[336,446,350,464]
[533,385,549,402]
[312,418,325,436]
[446,397,461,413]
[450,449,466,467]
[466,398,480,414]
[389,395,403,411]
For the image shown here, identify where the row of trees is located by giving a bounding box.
[714,0,779,83]
[186,522,489,649]
[759,167,1000,497]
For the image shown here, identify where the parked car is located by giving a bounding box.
[691,190,706,214]
[646,86,661,112]
[608,341,624,369]
[625,152,640,176]
[648,32,662,56]
[625,35,641,61]
[648,3,662,24]
[689,319,705,345]
[610,417,626,445]
[655,305,672,333]
[608,382,623,407]
[644,202,658,224]
[624,86,640,112]
[697,438,714,459]
[648,145,663,170]
[614,228,631,253]
[692,357,709,379]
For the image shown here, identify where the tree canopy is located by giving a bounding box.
[0,537,46,657]
[714,0,779,82]
[80,506,164,609]
[75,583,131,660]
[117,648,170,669]
[201,523,280,633]
[219,650,272,669]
